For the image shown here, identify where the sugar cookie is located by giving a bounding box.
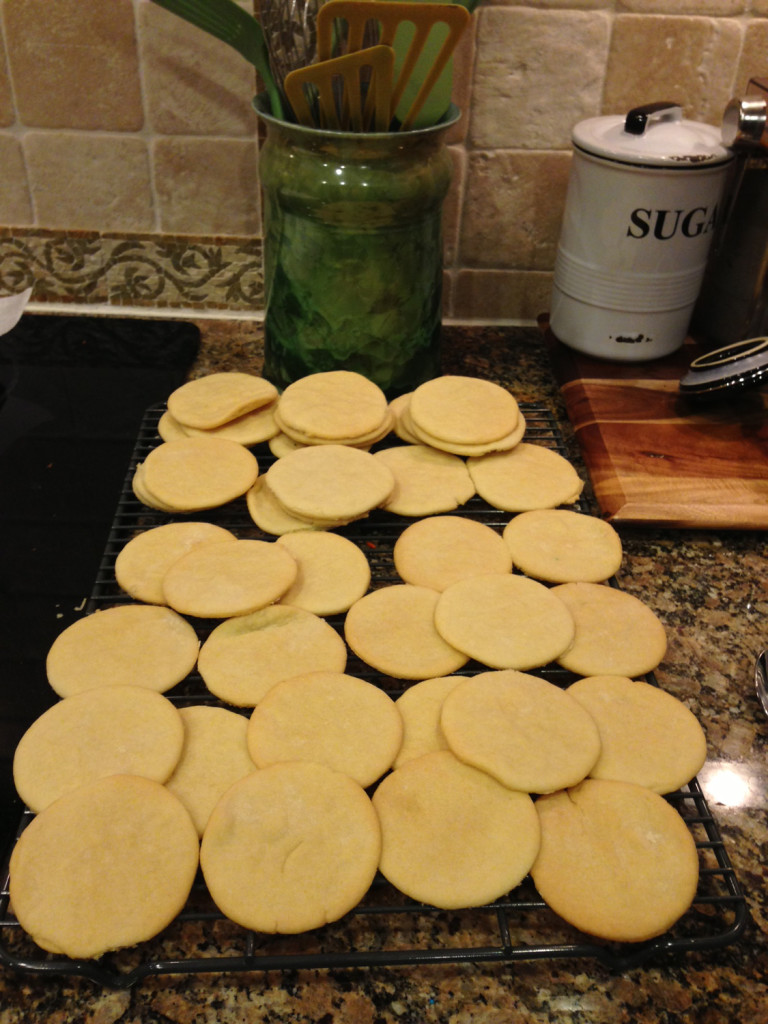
[408,375,519,446]
[200,761,380,933]
[13,685,184,813]
[198,604,347,706]
[168,372,277,429]
[567,675,707,793]
[394,515,512,591]
[247,671,402,787]
[115,522,237,605]
[266,444,395,523]
[502,508,622,583]
[553,582,667,677]
[138,436,259,512]
[434,574,575,670]
[161,538,298,618]
[440,669,601,793]
[344,584,469,680]
[372,750,540,909]
[165,705,257,836]
[373,445,475,516]
[468,443,583,511]
[276,370,389,442]
[9,775,199,959]
[46,604,199,697]
[531,778,699,943]
[275,531,371,615]
[393,675,464,768]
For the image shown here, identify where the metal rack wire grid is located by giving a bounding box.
[0,402,749,988]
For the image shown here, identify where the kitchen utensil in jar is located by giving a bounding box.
[149,0,285,119]
[259,0,321,95]
[317,0,470,130]
[755,650,768,717]
[283,44,395,131]
[550,102,733,362]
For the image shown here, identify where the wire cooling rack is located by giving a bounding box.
[0,403,750,988]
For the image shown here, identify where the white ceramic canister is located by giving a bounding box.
[550,103,733,361]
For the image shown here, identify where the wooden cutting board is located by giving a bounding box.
[545,331,768,529]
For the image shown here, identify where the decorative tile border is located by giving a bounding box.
[0,229,264,313]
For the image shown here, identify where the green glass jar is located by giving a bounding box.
[254,95,458,396]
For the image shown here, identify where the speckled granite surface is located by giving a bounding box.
[1,322,766,1022]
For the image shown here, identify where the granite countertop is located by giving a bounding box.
[1,321,766,1021]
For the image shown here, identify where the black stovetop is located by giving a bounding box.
[0,313,199,854]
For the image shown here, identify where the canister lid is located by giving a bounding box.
[573,102,732,168]
[678,337,768,396]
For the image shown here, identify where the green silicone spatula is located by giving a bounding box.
[149,0,285,120]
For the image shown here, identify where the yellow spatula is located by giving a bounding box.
[284,44,395,131]
[316,0,470,130]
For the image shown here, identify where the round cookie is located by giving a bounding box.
[266,444,395,523]
[138,436,259,512]
[502,509,623,583]
[394,515,512,591]
[9,774,199,959]
[440,669,601,793]
[167,371,277,429]
[13,685,184,813]
[180,402,280,446]
[276,370,389,442]
[434,574,575,670]
[467,443,584,511]
[408,375,520,446]
[274,407,393,448]
[388,393,420,444]
[246,477,338,535]
[531,778,700,943]
[275,531,371,615]
[406,406,527,457]
[268,432,307,458]
[115,522,237,605]
[552,582,667,677]
[566,675,707,793]
[247,671,403,788]
[161,538,298,618]
[46,604,200,697]
[372,750,540,910]
[157,409,188,442]
[344,584,469,680]
[393,674,464,768]
[165,705,258,836]
[198,604,348,706]
[373,445,475,517]
[200,761,381,933]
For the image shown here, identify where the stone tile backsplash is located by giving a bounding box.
[0,0,764,321]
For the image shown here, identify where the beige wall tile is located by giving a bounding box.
[470,8,611,149]
[139,1,258,136]
[444,146,466,266]
[153,137,261,235]
[2,0,143,131]
[603,16,743,125]
[483,1,612,8]
[618,0,746,12]
[0,37,13,128]
[0,137,32,224]
[23,133,154,231]
[452,269,554,321]
[736,21,768,94]
[460,151,571,269]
